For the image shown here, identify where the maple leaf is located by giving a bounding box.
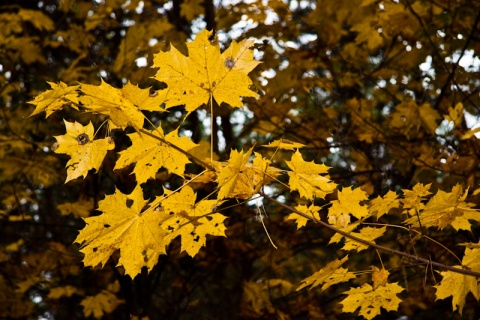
[368,190,400,220]
[47,285,79,299]
[341,282,404,320]
[158,186,227,257]
[445,102,463,128]
[79,80,166,130]
[180,0,204,20]
[114,127,197,184]
[286,204,320,229]
[243,279,294,314]
[28,81,79,117]
[53,120,114,183]
[285,150,336,200]
[120,81,168,112]
[57,198,93,218]
[401,183,431,213]
[75,186,170,278]
[371,266,389,290]
[434,247,480,314]
[329,221,361,244]
[216,148,277,200]
[435,268,478,315]
[152,29,259,114]
[404,184,478,231]
[47,285,81,299]
[262,139,306,150]
[80,281,124,319]
[296,256,356,291]
[341,226,387,252]
[328,187,370,224]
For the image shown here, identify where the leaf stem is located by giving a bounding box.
[210,97,214,163]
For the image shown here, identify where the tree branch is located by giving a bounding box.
[260,192,480,278]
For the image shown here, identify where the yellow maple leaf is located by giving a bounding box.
[262,139,306,150]
[120,81,168,112]
[180,0,204,20]
[286,204,320,229]
[368,190,400,220]
[404,184,478,231]
[152,29,259,114]
[158,186,227,257]
[341,226,387,252]
[435,270,478,315]
[372,266,389,290]
[216,148,276,200]
[296,256,356,291]
[341,282,404,319]
[285,150,336,200]
[79,80,166,130]
[329,221,361,244]
[221,36,261,74]
[243,279,294,314]
[328,187,370,223]
[114,128,197,184]
[28,81,79,117]
[57,198,93,218]
[81,286,124,319]
[188,139,219,162]
[54,120,114,183]
[75,186,169,278]
[435,247,480,314]
[401,183,431,213]
[48,285,81,299]
[445,102,463,128]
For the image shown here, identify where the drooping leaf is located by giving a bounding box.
[371,266,389,289]
[262,139,306,150]
[296,256,356,291]
[341,226,387,252]
[434,247,480,314]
